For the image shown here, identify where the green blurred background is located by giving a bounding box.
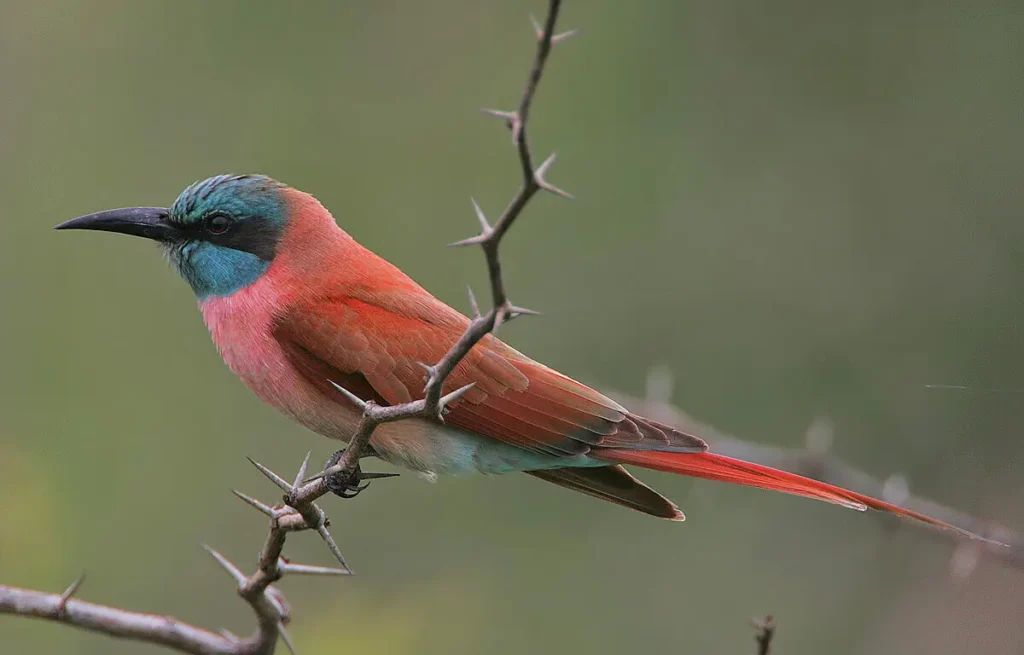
[2,1,1023,653]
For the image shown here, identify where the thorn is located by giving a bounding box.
[279,623,298,655]
[493,304,509,331]
[529,13,543,38]
[315,525,350,572]
[470,197,491,232]
[60,574,85,602]
[466,285,481,318]
[480,107,518,126]
[492,302,539,329]
[416,362,436,384]
[202,545,247,586]
[439,382,476,411]
[302,471,324,484]
[231,489,275,517]
[534,153,574,200]
[528,14,578,44]
[448,233,489,248]
[278,559,352,577]
[551,28,579,44]
[302,463,339,485]
[247,457,293,492]
[329,380,368,410]
[293,451,312,489]
[505,303,541,320]
[359,471,401,481]
[535,152,557,177]
[480,107,522,144]
[57,573,86,618]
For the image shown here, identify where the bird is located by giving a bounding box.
[56,173,986,539]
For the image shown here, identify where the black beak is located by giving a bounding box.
[55,207,179,242]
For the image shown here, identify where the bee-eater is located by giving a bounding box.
[56,174,978,536]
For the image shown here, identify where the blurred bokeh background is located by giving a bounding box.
[2,1,1023,653]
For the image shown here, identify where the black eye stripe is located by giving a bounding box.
[177,214,279,261]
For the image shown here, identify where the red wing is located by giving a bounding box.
[272,290,705,457]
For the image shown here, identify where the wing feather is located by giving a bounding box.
[272,289,706,457]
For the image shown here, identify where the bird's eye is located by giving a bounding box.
[204,214,231,235]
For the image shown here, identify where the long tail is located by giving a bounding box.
[594,449,997,543]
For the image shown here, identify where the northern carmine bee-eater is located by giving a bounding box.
[56,174,983,537]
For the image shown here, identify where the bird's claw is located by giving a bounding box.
[322,448,398,499]
[333,478,371,499]
[323,449,364,498]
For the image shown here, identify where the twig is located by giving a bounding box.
[608,368,1023,573]
[0,2,571,653]
[751,616,776,655]
[0,583,242,655]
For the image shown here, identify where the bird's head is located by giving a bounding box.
[57,174,291,299]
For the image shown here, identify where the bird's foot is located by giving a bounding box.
[323,448,399,499]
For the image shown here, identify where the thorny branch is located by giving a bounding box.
[7,2,1014,652]
[610,367,1023,574]
[318,0,576,482]
[0,2,571,653]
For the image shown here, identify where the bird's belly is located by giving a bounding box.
[199,288,595,476]
[371,425,600,476]
[199,289,363,441]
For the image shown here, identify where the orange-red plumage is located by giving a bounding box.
[200,186,989,540]
[240,188,985,540]
[59,177,996,541]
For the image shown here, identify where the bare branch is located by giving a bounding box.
[0,584,242,655]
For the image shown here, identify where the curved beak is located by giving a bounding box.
[55,207,179,242]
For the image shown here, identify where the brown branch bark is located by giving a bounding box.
[0,1,570,653]
[608,368,1022,574]
[0,584,244,655]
